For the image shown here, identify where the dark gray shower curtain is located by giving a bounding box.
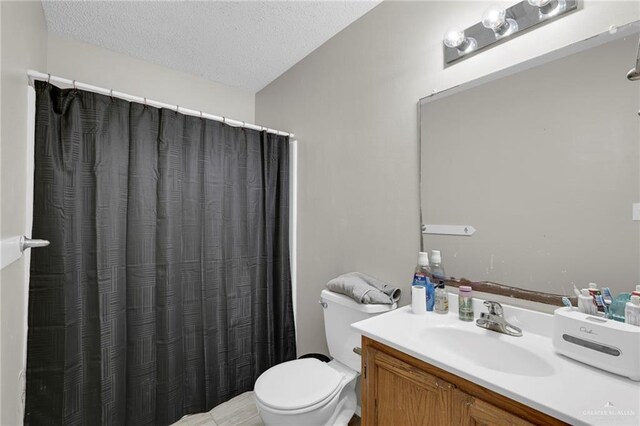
[25,81,296,425]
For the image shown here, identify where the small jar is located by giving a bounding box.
[458,286,474,321]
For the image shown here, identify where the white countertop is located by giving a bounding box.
[351,296,640,425]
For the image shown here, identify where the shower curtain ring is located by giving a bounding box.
[176,105,179,114]
[200,111,203,118]
[72,80,77,90]
[47,73,51,84]
[143,97,147,109]
[110,89,114,100]
[223,117,226,124]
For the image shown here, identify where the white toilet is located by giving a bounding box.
[254,289,396,426]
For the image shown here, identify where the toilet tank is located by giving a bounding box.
[320,289,396,372]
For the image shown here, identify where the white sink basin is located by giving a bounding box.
[423,326,556,377]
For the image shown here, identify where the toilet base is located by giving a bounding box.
[328,381,357,426]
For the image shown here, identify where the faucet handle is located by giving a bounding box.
[484,301,503,316]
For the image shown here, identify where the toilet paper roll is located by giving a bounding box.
[412,285,427,314]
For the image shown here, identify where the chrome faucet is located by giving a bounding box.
[476,301,523,337]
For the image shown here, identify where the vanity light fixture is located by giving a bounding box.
[443,0,577,66]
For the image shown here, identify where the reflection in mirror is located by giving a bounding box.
[420,22,640,303]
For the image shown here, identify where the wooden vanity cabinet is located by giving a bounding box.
[361,337,566,426]
[451,389,537,426]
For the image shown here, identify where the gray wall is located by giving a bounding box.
[47,34,255,123]
[422,36,640,296]
[1,2,47,423]
[255,1,640,357]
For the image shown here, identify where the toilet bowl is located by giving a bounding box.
[254,289,396,426]
[254,358,357,426]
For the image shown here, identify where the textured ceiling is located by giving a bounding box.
[41,0,382,92]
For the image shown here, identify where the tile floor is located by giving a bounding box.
[172,391,361,426]
[173,392,261,426]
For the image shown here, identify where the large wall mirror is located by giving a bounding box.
[420,21,640,301]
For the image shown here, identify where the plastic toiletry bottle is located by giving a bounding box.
[429,250,446,284]
[610,293,632,322]
[632,285,640,297]
[412,252,431,287]
[458,286,474,321]
[588,283,604,312]
[625,295,640,326]
[427,250,445,311]
[425,277,435,311]
[434,283,449,314]
[587,283,601,297]
[578,289,598,315]
[412,252,433,311]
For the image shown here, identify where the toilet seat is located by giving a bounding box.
[254,358,345,412]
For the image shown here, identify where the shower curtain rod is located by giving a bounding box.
[27,70,295,138]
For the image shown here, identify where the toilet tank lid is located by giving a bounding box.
[321,289,397,313]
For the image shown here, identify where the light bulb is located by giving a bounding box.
[527,0,552,6]
[528,0,562,16]
[443,28,477,54]
[443,28,465,48]
[482,5,518,37]
[482,7,507,31]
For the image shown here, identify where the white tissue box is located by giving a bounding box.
[552,307,640,381]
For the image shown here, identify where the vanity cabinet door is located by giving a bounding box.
[362,346,453,425]
[452,388,535,426]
